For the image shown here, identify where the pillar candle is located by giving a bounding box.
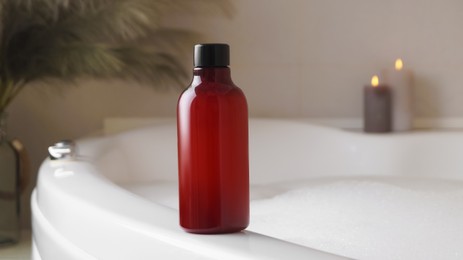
[380,59,414,131]
[364,75,392,133]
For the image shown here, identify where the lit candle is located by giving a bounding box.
[364,75,392,133]
[380,59,414,131]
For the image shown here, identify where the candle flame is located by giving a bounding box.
[395,58,403,71]
[371,75,379,87]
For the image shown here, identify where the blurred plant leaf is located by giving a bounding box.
[0,0,234,112]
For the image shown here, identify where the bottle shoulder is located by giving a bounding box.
[183,82,243,95]
[178,83,247,108]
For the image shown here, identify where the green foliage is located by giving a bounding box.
[0,0,233,112]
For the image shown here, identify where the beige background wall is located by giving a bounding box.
[7,0,463,226]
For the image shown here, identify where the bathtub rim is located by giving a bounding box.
[33,155,349,260]
[35,117,463,259]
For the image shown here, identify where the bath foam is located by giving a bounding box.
[248,178,463,260]
[121,178,463,260]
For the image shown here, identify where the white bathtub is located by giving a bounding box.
[32,118,463,260]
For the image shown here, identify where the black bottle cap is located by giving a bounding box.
[194,43,230,67]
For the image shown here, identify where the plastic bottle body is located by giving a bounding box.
[177,67,249,234]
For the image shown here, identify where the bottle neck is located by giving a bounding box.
[192,67,232,85]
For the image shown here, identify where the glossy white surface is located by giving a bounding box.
[32,118,463,259]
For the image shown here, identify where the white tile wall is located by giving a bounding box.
[162,0,463,118]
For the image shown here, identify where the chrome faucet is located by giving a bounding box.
[48,140,76,160]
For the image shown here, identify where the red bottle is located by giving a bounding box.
[177,44,249,234]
